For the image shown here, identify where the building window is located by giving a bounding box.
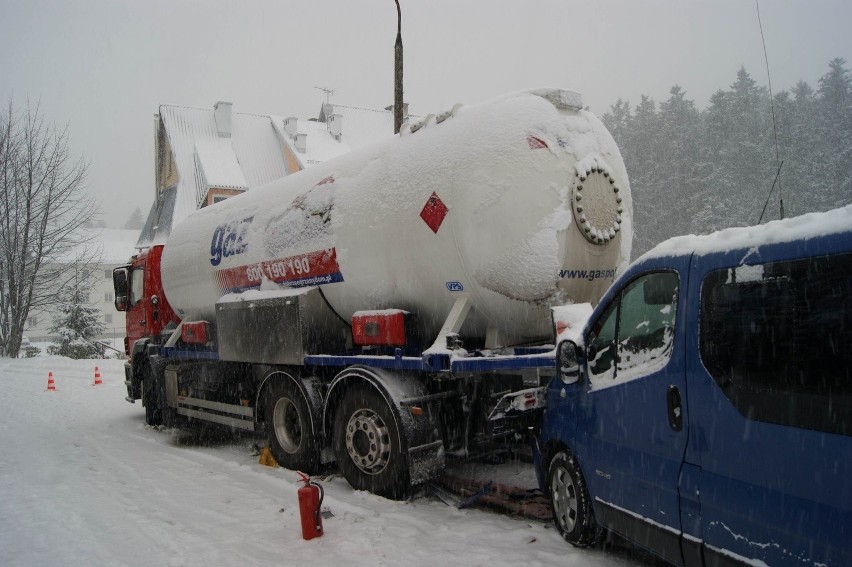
[105,292,113,302]
[28,316,38,327]
[105,269,112,279]
[81,269,90,279]
[79,292,90,303]
[104,314,113,324]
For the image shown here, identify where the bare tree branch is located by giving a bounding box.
[0,97,100,357]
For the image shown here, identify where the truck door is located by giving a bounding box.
[125,263,147,352]
[584,261,689,565]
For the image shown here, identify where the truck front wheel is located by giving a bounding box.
[333,386,409,500]
[141,371,162,426]
[264,380,319,473]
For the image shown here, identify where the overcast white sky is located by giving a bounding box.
[1,0,849,225]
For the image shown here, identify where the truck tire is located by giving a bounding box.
[141,361,175,427]
[547,449,600,547]
[141,364,162,426]
[264,380,319,474]
[333,385,409,500]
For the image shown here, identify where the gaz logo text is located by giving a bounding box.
[210,216,254,266]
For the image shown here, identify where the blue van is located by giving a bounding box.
[536,206,852,566]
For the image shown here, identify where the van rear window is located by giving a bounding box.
[700,252,852,436]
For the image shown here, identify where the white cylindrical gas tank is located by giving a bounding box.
[161,88,633,348]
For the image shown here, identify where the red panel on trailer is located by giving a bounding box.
[181,321,210,345]
[352,310,407,347]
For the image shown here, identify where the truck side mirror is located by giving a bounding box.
[558,340,581,385]
[113,267,129,312]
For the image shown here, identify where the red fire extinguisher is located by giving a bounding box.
[296,471,324,540]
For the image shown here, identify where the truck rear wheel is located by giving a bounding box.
[264,379,319,473]
[333,385,409,500]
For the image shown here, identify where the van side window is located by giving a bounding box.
[589,302,618,380]
[589,271,679,389]
[700,252,852,436]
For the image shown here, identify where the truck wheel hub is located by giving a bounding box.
[346,409,391,475]
[273,397,302,453]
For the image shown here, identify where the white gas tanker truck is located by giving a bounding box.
[113,88,632,499]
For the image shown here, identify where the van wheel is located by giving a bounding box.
[547,450,599,547]
[333,385,409,500]
[264,380,319,474]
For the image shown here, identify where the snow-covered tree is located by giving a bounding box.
[0,98,100,357]
[813,58,852,210]
[123,206,145,230]
[48,286,106,359]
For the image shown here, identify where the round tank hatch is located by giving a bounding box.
[572,165,623,245]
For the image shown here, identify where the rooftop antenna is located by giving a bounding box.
[314,86,336,104]
[393,0,404,134]
[756,0,785,223]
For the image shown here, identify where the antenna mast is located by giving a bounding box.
[756,0,784,222]
[314,86,336,104]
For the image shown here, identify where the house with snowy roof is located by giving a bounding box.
[138,100,406,249]
[21,228,142,348]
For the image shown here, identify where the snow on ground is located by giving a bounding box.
[0,356,649,567]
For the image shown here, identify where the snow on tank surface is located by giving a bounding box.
[160,88,633,347]
[642,204,852,261]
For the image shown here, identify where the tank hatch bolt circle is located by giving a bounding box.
[572,165,622,245]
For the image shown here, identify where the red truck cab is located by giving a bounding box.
[113,245,179,400]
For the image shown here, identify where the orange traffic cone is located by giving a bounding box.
[93,366,103,386]
[46,371,56,391]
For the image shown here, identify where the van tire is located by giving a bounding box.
[547,450,599,547]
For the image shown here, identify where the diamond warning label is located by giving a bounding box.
[420,192,448,234]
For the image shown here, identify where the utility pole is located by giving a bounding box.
[394,0,403,134]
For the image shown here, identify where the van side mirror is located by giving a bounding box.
[558,340,581,385]
[113,267,129,312]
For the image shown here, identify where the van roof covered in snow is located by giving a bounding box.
[640,204,852,261]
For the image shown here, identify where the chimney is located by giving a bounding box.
[294,132,307,153]
[328,113,342,140]
[284,117,298,138]
[214,101,232,138]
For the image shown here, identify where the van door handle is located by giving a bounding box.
[667,385,683,431]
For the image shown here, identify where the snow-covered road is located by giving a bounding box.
[0,357,647,567]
